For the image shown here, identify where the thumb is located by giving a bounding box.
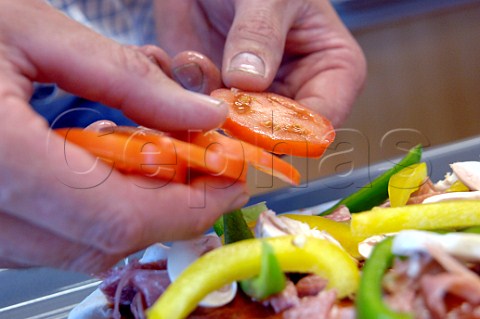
[222,0,298,91]
[9,1,227,131]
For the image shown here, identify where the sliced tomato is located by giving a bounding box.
[179,130,300,185]
[211,89,335,158]
[55,127,247,183]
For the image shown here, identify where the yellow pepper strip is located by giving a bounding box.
[447,180,470,192]
[283,214,366,259]
[388,162,427,207]
[351,200,480,238]
[147,235,359,319]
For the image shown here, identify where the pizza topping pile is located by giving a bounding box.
[64,91,480,319]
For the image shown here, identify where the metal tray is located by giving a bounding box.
[1,135,479,319]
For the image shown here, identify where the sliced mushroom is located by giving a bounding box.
[358,235,389,259]
[434,171,459,191]
[139,243,170,264]
[254,210,343,248]
[68,289,112,319]
[167,235,237,307]
[451,161,480,191]
[392,230,480,262]
[422,190,480,204]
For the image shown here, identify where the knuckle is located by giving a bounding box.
[115,45,157,78]
[190,211,221,237]
[234,11,282,46]
[87,210,143,254]
[189,217,213,237]
[62,248,120,273]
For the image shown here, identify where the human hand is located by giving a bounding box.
[154,0,366,127]
[0,0,248,273]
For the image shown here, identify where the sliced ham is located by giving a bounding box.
[421,273,480,318]
[324,205,351,222]
[295,274,328,298]
[418,244,480,318]
[384,242,480,318]
[99,260,170,319]
[282,290,337,319]
[264,281,300,313]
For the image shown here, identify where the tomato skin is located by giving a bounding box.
[211,89,335,158]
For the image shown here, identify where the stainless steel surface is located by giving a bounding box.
[0,267,98,319]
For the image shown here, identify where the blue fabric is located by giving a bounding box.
[31,84,136,128]
[46,0,156,45]
[32,0,156,127]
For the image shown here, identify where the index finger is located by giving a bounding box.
[0,101,249,258]
[5,1,227,131]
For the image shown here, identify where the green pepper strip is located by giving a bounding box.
[320,144,422,215]
[222,205,286,299]
[356,236,413,319]
[240,241,286,300]
[222,209,254,244]
[214,202,267,239]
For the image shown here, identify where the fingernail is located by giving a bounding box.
[84,120,117,132]
[194,92,226,109]
[172,63,204,92]
[228,52,265,77]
